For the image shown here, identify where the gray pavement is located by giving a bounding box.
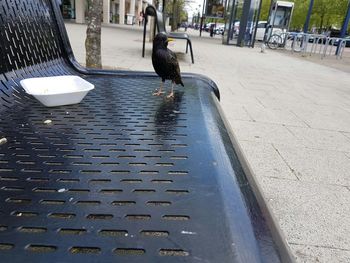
[65,22,350,262]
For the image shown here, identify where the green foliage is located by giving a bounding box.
[205,17,225,23]
[164,0,188,30]
[259,0,272,21]
[259,0,349,31]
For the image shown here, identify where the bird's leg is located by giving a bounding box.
[167,82,175,99]
[153,81,165,96]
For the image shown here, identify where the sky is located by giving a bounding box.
[185,0,206,19]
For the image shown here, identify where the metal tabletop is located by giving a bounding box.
[0,76,280,262]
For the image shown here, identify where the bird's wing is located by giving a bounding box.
[153,48,183,86]
[167,49,183,86]
[168,49,179,71]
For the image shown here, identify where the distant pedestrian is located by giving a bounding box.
[138,11,144,26]
[210,23,215,37]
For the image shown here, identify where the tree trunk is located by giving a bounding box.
[171,0,177,31]
[326,17,330,28]
[85,0,103,68]
[319,13,324,31]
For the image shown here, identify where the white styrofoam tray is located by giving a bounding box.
[20,75,94,107]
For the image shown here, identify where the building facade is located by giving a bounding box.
[58,0,146,25]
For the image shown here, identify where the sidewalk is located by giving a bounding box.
[66,22,350,262]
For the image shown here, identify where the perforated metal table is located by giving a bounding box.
[0,0,283,261]
[0,76,280,262]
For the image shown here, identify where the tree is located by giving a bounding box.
[259,0,348,31]
[165,0,187,31]
[312,0,331,30]
[171,0,178,31]
[85,0,103,68]
[290,0,308,30]
[259,0,273,21]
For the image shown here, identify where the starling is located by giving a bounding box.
[152,33,184,98]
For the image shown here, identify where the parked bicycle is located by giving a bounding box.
[266,32,304,52]
[266,32,287,49]
[265,31,349,59]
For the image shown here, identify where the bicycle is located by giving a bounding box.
[267,33,283,49]
[267,32,304,52]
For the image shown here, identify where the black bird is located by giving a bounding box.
[152,33,184,98]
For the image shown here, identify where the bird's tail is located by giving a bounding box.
[175,77,184,87]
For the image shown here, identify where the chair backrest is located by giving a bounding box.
[0,0,68,75]
[0,0,74,111]
[145,5,167,34]
[155,10,167,33]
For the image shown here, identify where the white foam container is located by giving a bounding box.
[20,75,94,107]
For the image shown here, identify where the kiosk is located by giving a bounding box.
[264,1,294,41]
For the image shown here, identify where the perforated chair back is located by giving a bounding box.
[0,0,76,111]
[0,0,68,74]
[154,9,166,33]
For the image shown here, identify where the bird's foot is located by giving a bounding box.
[153,90,165,96]
[166,92,174,99]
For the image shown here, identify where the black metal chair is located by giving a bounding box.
[142,5,194,64]
[0,0,288,262]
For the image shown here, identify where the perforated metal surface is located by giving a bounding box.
[0,0,282,262]
[0,0,64,73]
[0,76,275,262]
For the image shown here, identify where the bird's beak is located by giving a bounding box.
[167,38,175,43]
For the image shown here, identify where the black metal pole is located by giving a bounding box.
[336,0,350,55]
[142,14,147,57]
[237,0,252,47]
[252,0,263,48]
[340,0,350,38]
[224,0,236,45]
[263,0,274,44]
[200,16,204,36]
[303,0,314,33]
[200,0,205,37]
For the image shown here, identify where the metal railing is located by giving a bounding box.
[268,32,350,59]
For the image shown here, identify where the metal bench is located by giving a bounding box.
[0,0,287,262]
[142,5,194,64]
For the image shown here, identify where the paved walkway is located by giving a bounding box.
[65,22,350,262]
